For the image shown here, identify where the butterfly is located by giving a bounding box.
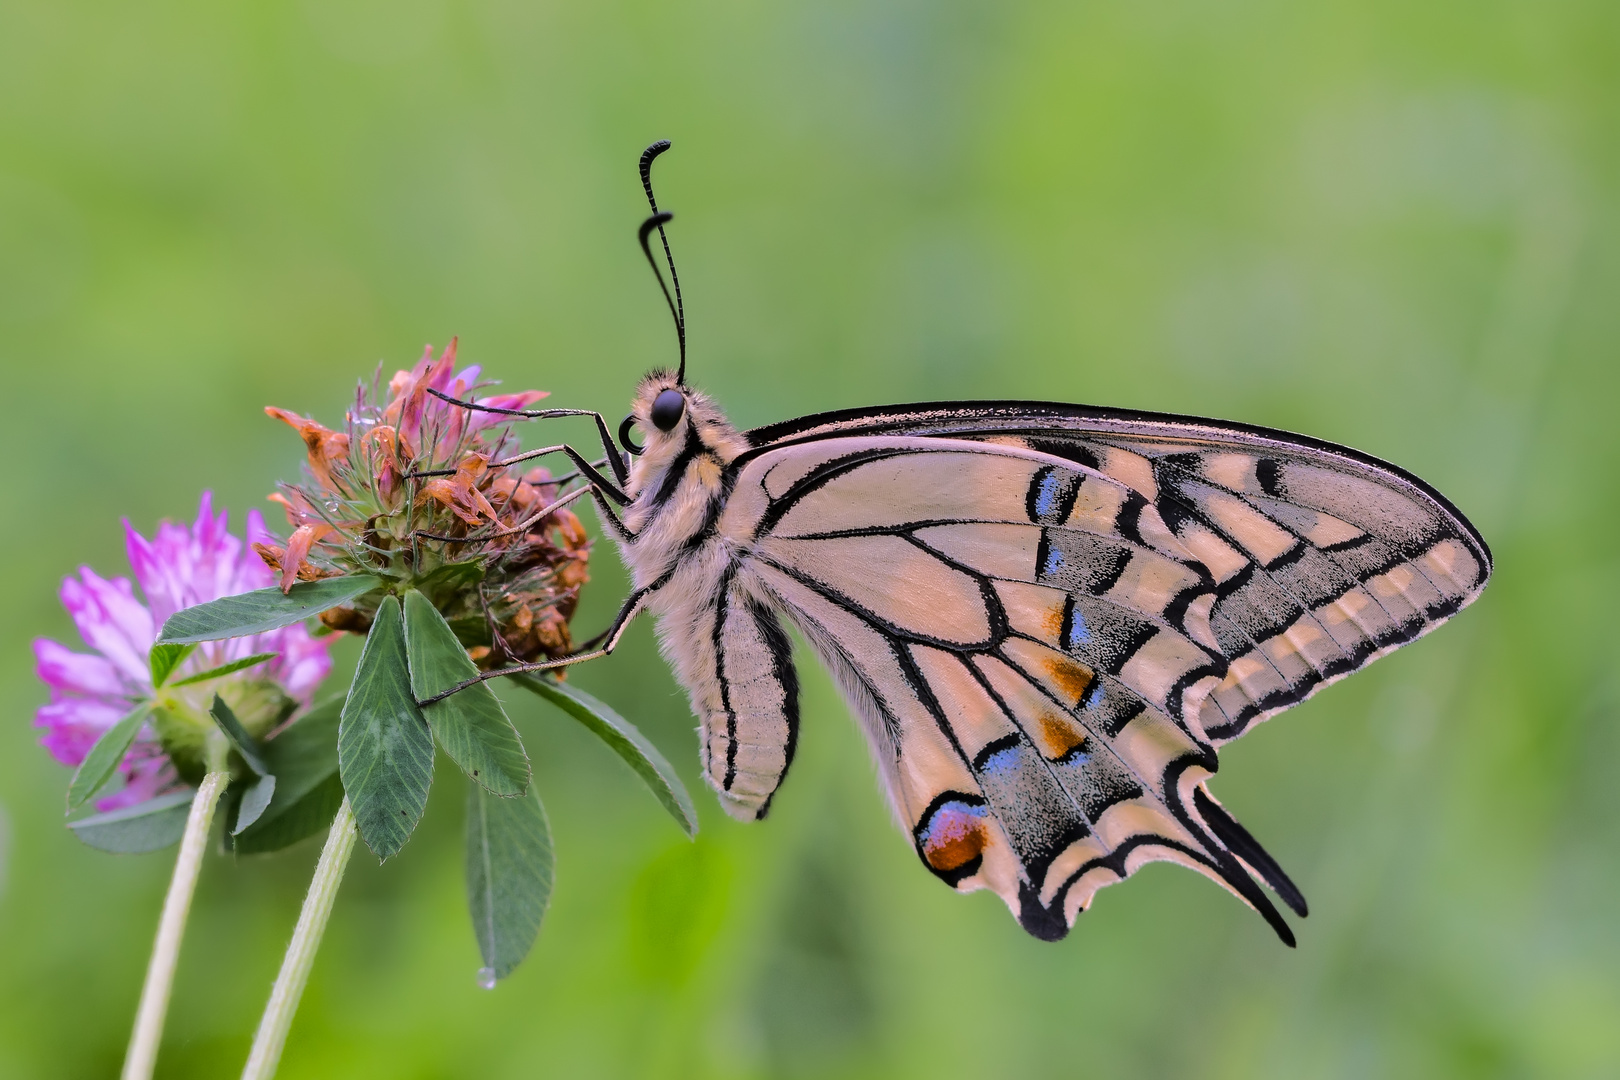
[429,141,1492,945]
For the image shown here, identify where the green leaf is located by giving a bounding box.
[403,591,530,796]
[466,781,553,985]
[445,614,493,650]
[338,595,434,860]
[235,775,344,854]
[232,773,277,834]
[411,559,486,604]
[512,674,697,838]
[170,652,277,687]
[66,703,151,810]
[149,643,196,687]
[156,575,383,644]
[69,790,195,853]
[233,696,343,854]
[208,694,271,777]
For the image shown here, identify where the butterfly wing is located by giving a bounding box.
[695,402,1487,942]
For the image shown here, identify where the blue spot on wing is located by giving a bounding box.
[1065,608,1091,650]
[1035,472,1063,519]
[980,746,1021,778]
[1044,546,1066,577]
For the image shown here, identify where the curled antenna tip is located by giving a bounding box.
[640,139,672,168]
[640,140,672,209]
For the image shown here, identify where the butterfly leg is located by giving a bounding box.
[426,388,631,486]
[416,581,661,705]
[421,390,639,540]
[441,441,638,543]
[412,483,594,544]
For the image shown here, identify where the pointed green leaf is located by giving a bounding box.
[512,674,697,838]
[170,652,277,687]
[69,790,195,853]
[67,703,151,810]
[233,696,344,854]
[466,781,553,984]
[232,773,277,834]
[403,591,530,796]
[149,643,196,687]
[208,694,271,777]
[338,596,434,860]
[157,575,383,644]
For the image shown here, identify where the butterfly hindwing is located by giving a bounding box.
[676,570,801,822]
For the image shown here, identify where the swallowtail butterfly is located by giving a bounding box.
[432,142,1491,944]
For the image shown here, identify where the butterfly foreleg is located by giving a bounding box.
[421,388,638,540]
[475,442,638,543]
[426,387,630,486]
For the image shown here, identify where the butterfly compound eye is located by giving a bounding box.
[651,388,686,432]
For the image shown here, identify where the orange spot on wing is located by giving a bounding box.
[925,828,986,873]
[1044,655,1096,705]
[1040,600,1066,642]
[921,807,990,873]
[1036,711,1086,758]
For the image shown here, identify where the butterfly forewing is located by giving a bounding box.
[694,404,1488,940]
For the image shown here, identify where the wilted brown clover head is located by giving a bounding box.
[259,339,591,669]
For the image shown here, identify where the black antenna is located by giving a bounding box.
[637,139,686,385]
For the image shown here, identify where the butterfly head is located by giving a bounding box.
[620,371,748,492]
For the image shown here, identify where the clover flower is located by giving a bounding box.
[33,494,333,809]
[260,340,590,668]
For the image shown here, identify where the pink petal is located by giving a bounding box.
[60,570,154,686]
[190,492,229,606]
[244,508,274,548]
[34,638,132,699]
[124,523,167,615]
[424,339,459,393]
[266,627,335,704]
[35,697,130,767]
[126,516,198,626]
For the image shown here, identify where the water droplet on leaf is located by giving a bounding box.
[477,966,496,990]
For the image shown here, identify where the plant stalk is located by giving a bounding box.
[241,798,357,1080]
[122,767,230,1080]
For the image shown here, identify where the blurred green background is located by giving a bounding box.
[2,0,1617,1076]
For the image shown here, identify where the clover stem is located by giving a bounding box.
[122,754,231,1080]
[241,798,357,1080]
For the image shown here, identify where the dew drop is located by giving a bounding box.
[477,966,496,990]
